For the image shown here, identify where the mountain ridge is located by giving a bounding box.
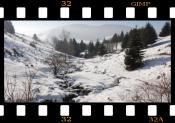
[38,24,132,43]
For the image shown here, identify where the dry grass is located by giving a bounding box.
[4,67,37,102]
[132,73,171,102]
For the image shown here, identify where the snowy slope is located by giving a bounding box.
[4,33,171,102]
[4,33,69,102]
[69,36,171,102]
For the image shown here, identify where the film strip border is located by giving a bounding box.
[0,7,174,19]
[0,104,175,117]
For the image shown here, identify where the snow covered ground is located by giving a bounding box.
[4,33,171,102]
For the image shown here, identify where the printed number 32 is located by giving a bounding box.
[61,117,71,122]
[61,1,71,7]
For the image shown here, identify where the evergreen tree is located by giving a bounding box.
[103,38,110,53]
[159,22,171,37]
[109,33,118,52]
[119,31,124,42]
[111,33,118,43]
[122,33,129,49]
[4,21,15,34]
[124,29,144,71]
[88,41,95,57]
[68,39,75,55]
[72,38,80,56]
[52,37,59,51]
[95,39,101,55]
[142,23,157,47]
[80,40,87,52]
[33,34,40,41]
[99,43,107,56]
[137,28,146,48]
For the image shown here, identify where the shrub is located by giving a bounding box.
[4,67,37,102]
[46,53,68,76]
[132,73,171,102]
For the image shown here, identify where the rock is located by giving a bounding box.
[107,97,112,101]
[56,74,64,79]
[94,66,98,69]
[113,77,120,86]
[54,81,64,85]
[102,69,106,74]
[49,86,55,90]
[33,88,40,93]
[113,77,127,86]
[33,81,41,85]
[157,75,161,79]
[63,93,78,102]
[79,89,91,95]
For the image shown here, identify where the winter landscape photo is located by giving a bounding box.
[4,21,171,103]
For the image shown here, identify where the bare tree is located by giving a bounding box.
[59,30,70,62]
[46,53,68,76]
[22,66,37,102]
[4,73,19,102]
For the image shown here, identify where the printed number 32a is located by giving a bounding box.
[61,1,71,7]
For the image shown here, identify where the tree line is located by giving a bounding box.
[52,22,170,61]
[52,22,171,71]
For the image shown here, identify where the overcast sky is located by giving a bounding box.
[11,21,170,36]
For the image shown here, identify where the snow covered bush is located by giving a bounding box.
[132,73,171,102]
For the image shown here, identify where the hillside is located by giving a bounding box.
[4,33,171,102]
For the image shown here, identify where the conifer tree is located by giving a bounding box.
[159,22,171,37]
[142,23,157,47]
[119,31,124,42]
[33,34,40,41]
[99,43,107,56]
[95,39,100,55]
[4,21,15,34]
[111,33,118,43]
[80,40,87,52]
[88,41,95,57]
[122,33,129,49]
[72,38,80,56]
[124,29,144,71]
[68,39,75,55]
